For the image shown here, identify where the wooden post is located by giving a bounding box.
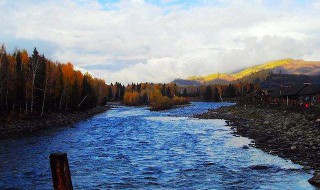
[50,153,73,190]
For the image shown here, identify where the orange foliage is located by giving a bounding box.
[123,91,140,106]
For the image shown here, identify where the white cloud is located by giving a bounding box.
[1,0,320,84]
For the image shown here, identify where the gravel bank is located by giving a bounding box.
[194,104,320,171]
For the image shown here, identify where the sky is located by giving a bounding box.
[1,0,320,84]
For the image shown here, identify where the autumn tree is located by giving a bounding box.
[0,45,109,118]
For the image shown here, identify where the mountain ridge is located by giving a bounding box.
[175,58,320,86]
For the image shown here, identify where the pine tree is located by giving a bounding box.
[213,87,220,102]
[183,88,188,97]
[0,51,9,113]
[29,48,40,113]
[15,51,26,113]
[34,54,46,112]
[203,86,213,101]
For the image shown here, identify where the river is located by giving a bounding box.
[0,102,315,189]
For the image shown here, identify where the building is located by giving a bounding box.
[280,84,307,106]
[297,84,320,106]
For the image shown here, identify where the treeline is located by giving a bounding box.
[105,82,126,102]
[0,45,108,117]
[177,83,260,101]
[122,83,189,110]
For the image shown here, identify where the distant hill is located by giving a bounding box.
[172,79,201,86]
[174,59,320,86]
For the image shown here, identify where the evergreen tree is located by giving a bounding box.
[0,52,9,113]
[226,84,236,98]
[183,88,188,97]
[29,48,40,113]
[203,86,213,101]
[70,72,80,111]
[213,87,220,102]
[106,86,113,101]
[80,74,92,109]
[15,51,26,113]
[34,54,46,112]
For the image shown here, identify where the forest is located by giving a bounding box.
[177,83,260,101]
[0,44,261,118]
[0,44,190,117]
[0,45,108,118]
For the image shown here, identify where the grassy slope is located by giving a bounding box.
[232,58,292,79]
[187,58,294,83]
[188,73,234,82]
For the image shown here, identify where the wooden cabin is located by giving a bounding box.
[297,84,320,106]
[280,84,307,106]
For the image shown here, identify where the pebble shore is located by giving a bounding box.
[194,104,320,171]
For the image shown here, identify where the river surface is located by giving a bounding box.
[0,102,315,189]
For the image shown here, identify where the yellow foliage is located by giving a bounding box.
[150,95,173,111]
[187,58,293,82]
[232,58,292,79]
[123,84,189,110]
[123,91,140,106]
[172,96,189,105]
[188,73,233,82]
[149,89,163,103]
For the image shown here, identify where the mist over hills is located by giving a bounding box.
[173,59,320,86]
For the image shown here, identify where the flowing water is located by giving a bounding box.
[0,102,315,189]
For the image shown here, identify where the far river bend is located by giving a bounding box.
[0,102,314,189]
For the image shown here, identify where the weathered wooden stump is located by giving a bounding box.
[50,153,73,190]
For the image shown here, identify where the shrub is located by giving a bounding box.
[150,96,173,111]
[172,96,189,105]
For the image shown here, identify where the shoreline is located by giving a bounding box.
[194,103,320,171]
[0,106,110,140]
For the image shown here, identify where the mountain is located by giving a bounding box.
[172,79,201,86]
[174,59,320,86]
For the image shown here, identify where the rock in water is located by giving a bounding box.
[308,172,320,187]
[249,165,270,170]
[242,145,249,149]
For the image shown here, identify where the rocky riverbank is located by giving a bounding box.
[0,106,109,139]
[194,104,320,171]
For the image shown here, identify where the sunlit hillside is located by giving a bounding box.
[188,73,234,82]
[178,59,320,85]
[232,59,293,79]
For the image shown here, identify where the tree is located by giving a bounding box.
[0,51,9,113]
[226,84,236,98]
[203,86,213,101]
[15,51,26,113]
[213,87,221,102]
[34,54,46,113]
[183,88,188,97]
[0,45,110,118]
[29,48,41,113]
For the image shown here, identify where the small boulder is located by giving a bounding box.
[308,172,320,187]
[249,165,270,170]
[242,145,249,149]
[290,146,297,151]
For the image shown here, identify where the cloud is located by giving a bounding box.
[1,0,320,84]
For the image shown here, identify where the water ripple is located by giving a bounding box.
[0,102,314,190]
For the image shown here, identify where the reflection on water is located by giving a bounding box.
[0,102,314,189]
